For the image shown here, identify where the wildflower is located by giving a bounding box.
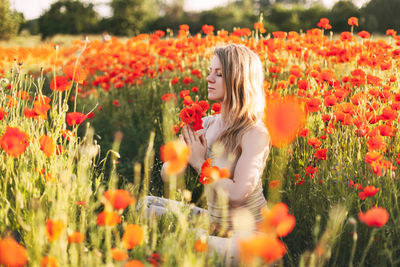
[199,158,230,185]
[61,129,74,140]
[66,112,87,126]
[39,135,55,158]
[358,207,389,227]
[96,211,121,226]
[112,100,120,107]
[124,260,145,267]
[386,29,397,36]
[68,232,85,244]
[358,186,380,200]
[50,76,72,91]
[161,93,177,102]
[258,202,296,237]
[254,22,266,33]
[365,151,382,164]
[111,248,129,261]
[0,127,30,157]
[46,219,65,242]
[146,252,162,266]
[33,96,51,119]
[305,166,316,179]
[348,17,358,26]
[269,180,280,189]
[194,239,208,252]
[314,148,327,160]
[63,65,87,83]
[239,235,286,265]
[306,98,321,113]
[191,86,199,92]
[317,18,332,30]
[41,256,57,267]
[299,128,309,138]
[0,107,8,120]
[366,136,386,151]
[160,140,190,175]
[103,189,135,210]
[202,24,214,35]
[263,96,307,148]
[307,138,322,149]
[122,224,144,249]
[0,237,28,267]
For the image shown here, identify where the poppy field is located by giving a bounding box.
[0,17,400,266]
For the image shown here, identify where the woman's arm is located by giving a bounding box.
[210,125,271,205]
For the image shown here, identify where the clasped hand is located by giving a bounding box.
[180,125,207,173]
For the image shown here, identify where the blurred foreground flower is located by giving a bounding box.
[97,211,121,226]
[0,127,30,157]
[239,202,295,265]
[160,140,190,175]
[0,237,28,267]
[199,158,230,185]
[103,189,135,210]
[122,224,144,249]
[358,207,389,227]
[46,219,65,242]
[263,96,306,148]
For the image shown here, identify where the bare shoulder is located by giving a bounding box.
[241,123,271,152]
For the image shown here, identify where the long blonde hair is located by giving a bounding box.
[214,44,266,157]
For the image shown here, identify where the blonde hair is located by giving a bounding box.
[214,44,266,157]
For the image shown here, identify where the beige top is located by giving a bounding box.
[198,115,270,236]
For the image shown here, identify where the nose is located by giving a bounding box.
[206,73,214,83]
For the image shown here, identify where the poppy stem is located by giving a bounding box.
[359,228,377,267]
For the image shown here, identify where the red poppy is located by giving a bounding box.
[199,158,230,185]
[358,207,389,227]
[66,112,87,126]
[239,235,287,265]
[194,239,208,252]
[317,18,332,30]
[202,24,214,35]
[0,127,30,157]
[358,185,380,200]
[0,107,8,120]
[161,93,177,102]
[258,202,296,237]
[314,148,327,160]
[348,17,358,26]
[366,135,386,151]
[50,76,72,91]
[63,65,87,83]
[307,137,322,149]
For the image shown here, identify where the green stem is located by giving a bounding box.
[359,228,377,266]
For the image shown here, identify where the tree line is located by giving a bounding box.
[1,0,399,40]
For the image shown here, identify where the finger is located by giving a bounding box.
[179,134,185,143]
[200,134,207,146]
[182,126,190,143]
[185,125,195,143]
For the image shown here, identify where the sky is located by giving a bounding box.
[11,0,368,20]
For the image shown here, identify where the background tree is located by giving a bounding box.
[361,0,400,33]
[108,0,159,36]
[0,0,23,40]
[38,0,99,39]
[327,0,360,32]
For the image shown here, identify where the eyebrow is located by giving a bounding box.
[209,67,222,70]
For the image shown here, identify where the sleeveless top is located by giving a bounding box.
[198,115,269,237]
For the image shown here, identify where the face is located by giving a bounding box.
[206,55,225,102]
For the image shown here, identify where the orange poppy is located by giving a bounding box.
[67,232,85,244]
[103,189,135,210]
[96,211,121,226]
[358,207,389,227]
[239,235,286,265]
[263,96,307,148]
[307,137,322,149]
[358,186,380,200]
[199,158,230,185]
[160,140,190,175]
[366,135,386,151]
[317,18,332,30]
[0,107,8,120]
[124,260,145,267]
[122,224,144,249]
[0,127,30,157]
[365,151,382,164]
[258,202,296,237]
[33,96,51,120]
[39,135,55,158]
[0,237,28,267]
[41,256,58,267]
[111,248,129,261]
[269,180,281,189]
[348,17,358,26]
[46,219,65,242]
[194,239,208,252]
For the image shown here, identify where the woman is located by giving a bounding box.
[148,43,270,264]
